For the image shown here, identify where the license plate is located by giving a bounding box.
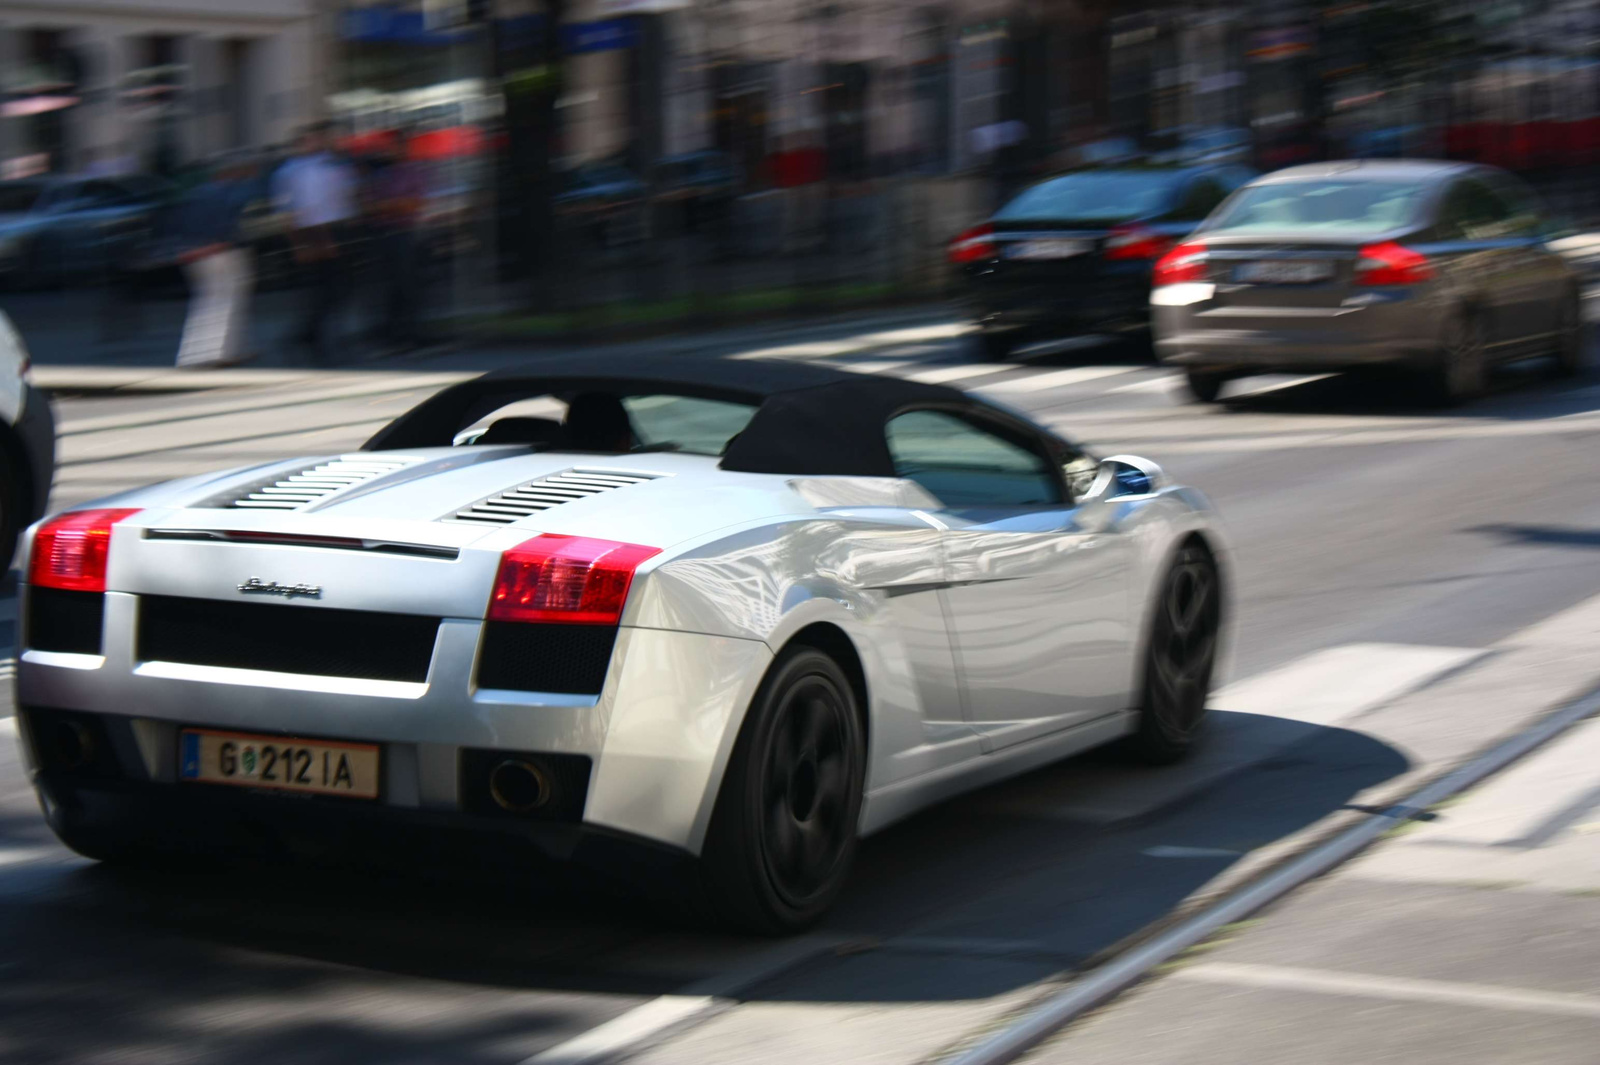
[1006,239,1089,261]
[1233,260,1334,284]
[179,729,380,799]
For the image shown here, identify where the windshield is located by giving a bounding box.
[0,183,44,214]
[1202,179,1428,235]
[463,393,757,457]
[994,172,1183,223]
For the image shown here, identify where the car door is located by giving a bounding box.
[1486,173,1572,350]
[884,408,1135,753]
[1433,177,1528,350]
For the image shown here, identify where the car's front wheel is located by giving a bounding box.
[1182,369,1228,403]
[702,646,865,934]
[1123,541,1221,764]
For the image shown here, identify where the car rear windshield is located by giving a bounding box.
[1202,179,1428,235]
[993,172,1183,224]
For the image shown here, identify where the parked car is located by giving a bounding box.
[1150,160,1581,404]
[554,162,650,247]
[0,176,173,288]
[950,165,1255,360]
[0,311,55,565]
[652,150,740,230]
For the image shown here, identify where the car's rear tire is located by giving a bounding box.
[701,646,865,934]
[1182,370,1227,403]
[1553,289,1583,378]
[0,445,21,571]
[1420,311,1487,406]
[1122,541,1221,765]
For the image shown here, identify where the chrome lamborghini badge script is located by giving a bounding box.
[237,577,323,599]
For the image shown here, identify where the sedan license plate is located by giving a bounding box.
[1233,260,1334,284]
[179,729,380,799]
[1006,239,1089,261]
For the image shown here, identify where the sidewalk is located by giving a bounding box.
[1020,709,1600,1064]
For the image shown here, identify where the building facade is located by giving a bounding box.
[0,0,323,177]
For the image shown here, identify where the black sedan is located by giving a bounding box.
[950,166,1253,359]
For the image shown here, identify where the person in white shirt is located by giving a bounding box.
[272,122,359,364]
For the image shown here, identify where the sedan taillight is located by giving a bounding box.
[1104,224,1176,261]
[1152,240,1209,286]
[948,223,996,264]
[28,509,142,593]
[489,534,660,626]
[1354,241,1434,286]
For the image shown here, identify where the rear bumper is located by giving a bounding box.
[30,762,699,890]
[17,597,771,856]
[1152,288,1436,372]
[964,275,1151,337]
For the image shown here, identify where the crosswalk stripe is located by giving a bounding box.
[1109,374,1180,394]
[975,642,1483,824]
[907,363,1011,385]
[978,365,1138,391]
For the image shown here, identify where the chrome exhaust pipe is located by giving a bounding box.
[488,759,550,813]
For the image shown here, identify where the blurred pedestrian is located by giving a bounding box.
[363,133,429,356]
[273,121,358,364]
[174,151,258,369]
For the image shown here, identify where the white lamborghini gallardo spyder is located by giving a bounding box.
[16,356,1228,932]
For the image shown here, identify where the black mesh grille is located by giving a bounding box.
[459,748,592,822]
[138,595,439,682]
[476,623,618,695]
[25,588,105,655]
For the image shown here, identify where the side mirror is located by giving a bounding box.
[1082,454,1166,501]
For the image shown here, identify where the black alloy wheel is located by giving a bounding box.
[1125,541,1221,764]
[703,646,865,933]
[1553,289,1584,378]
[1182,369,1227,404]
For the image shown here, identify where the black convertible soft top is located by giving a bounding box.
[362,354,997,477]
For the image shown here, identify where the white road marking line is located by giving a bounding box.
[945,682,1600,1065]
[1108,374,1179,394]
[1173,961,1600,1019]
[977,365,1137,391]
[908,364,1011,384]
[521,934,846,1065]
[834,360,915,376]
[527,995,718,1065]
[1142,846,1242,859]
[0,716,15,738]
[1213,643,1483,727]
[981,643,1483,824]
[1223,373,1336,398]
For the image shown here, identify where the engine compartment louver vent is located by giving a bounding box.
[446,468,661,526]
[208,456,419,511]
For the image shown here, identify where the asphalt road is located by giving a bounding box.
[4,315,1600,1064]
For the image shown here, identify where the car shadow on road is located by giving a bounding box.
[1211,353,1598,420]
[0,712,1409,1065]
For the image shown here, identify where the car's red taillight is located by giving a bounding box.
[1104,224,1175,261]
[488,534,660,626]
[27,508,141,593]
[1354,241,1434,286]
[1152,240,1208,286]
[948,223,996,264]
